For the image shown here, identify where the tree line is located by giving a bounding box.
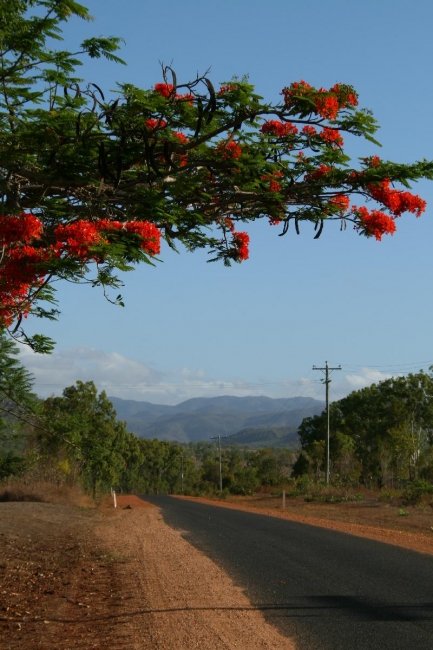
[0,333,293,496]
[2,332,433,497]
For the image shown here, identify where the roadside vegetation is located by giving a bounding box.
[294,371,433,490]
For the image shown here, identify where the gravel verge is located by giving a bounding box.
[0,496,296,649]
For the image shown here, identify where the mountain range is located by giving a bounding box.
[109,395,325,447]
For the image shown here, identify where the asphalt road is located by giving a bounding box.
[141,496,433,650]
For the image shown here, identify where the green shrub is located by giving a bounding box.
[378,489,398,502]
[303,493,364,504]
[289,476,314,496]
[229,486,253,496]
[402,480,433,505]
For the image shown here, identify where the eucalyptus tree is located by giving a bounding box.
[41,380,129,495]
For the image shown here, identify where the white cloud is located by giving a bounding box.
[19,346,165,400]
[344,367,394,390]
[19,345,325,404]
[19,346,397,406]
[319,367,397,404]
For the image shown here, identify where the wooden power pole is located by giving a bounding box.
[313,361,341,484]
[210,434,227,492]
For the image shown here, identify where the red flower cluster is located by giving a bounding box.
[329,195,350,212]
[218,84,238,95]
[268,180,282,193]
[261,170,284,193]
[282,80,358,120]
[232,231,249,261]
[54,220,161,257]
[122,221,161,255]
[179,93,194,104]
[0,215,162,327]
[154,84,194,103]
[320,127,344,147]
[96,219,124,231]
[0,213,43,245]
[302,125,317,137]
[220,217,235,232]
[154,83,174,98]
[54,221,104,259]
[146,118,168,130]
[354,206,396,241]
[172,131,189,167]
[329,83,358,108]
[216,140,242,160]
[0,213,48,327]
[314,84,358,119]
[364,155,381,168]
[53,220,162,259]
[261,120,298,137]
[314,93,340,120]
[173,132,188,144]
[368,179,426,217]
[0,246,50,327]
[217,219,249,260]
[282,79,312,102]
[143,122,189,167]
[305,164,332,181]
[1,293,29,328]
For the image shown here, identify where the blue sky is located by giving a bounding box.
[20,0,433,404]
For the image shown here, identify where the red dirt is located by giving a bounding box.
[0,496,295,649]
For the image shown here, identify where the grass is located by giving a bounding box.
[95,550,131,564]
[0,478,95,507]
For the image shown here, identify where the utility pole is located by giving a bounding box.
[312,361,341,484]
[180,455,184,494]
[210,434,228,492]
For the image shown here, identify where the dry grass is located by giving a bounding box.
[201,487,433,538]
[0,478,94,507]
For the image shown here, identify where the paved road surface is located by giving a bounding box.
[142,496,433,650]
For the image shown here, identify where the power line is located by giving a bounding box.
[329,384,346,403]
[29,358,433,391]
[27,359,433,401]
[337,360,433,371]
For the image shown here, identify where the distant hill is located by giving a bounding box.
[110,395,324,446]
[226,426,300,448]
